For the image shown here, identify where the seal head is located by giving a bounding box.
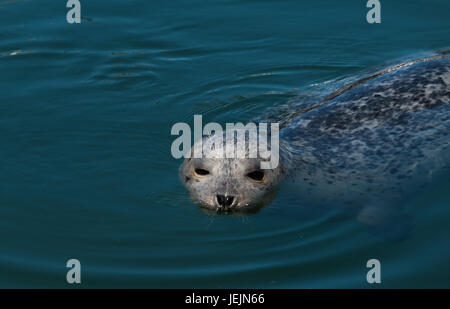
[180,128,289,214]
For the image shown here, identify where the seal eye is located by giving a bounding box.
[247,170,265,182]
[194,168,209,176]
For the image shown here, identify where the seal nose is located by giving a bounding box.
[216,195,234,207]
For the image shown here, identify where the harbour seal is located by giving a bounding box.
[180,55,450,220]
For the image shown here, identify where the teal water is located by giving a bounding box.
[0,0,449,288]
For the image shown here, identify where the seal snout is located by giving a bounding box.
[216,194,235,208]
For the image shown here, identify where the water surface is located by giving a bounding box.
[0,0,449,288]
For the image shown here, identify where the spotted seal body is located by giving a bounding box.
[180,55,450,216]
[282,56,450,207]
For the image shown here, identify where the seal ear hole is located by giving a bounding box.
[247,170,265,182]
[194,168,209,176]
[184,176,190,182]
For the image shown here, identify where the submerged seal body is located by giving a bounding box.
[180,55,450,217]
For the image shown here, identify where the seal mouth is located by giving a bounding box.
[193,187,280,216]
[215,205,235,215]
[197,202,239,215]
[197,202,266,216]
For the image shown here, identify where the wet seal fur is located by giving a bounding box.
[180,55,450,224]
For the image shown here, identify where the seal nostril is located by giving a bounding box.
[216,195,234,207]
[225,196,234,207]
[216,195,225,207]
